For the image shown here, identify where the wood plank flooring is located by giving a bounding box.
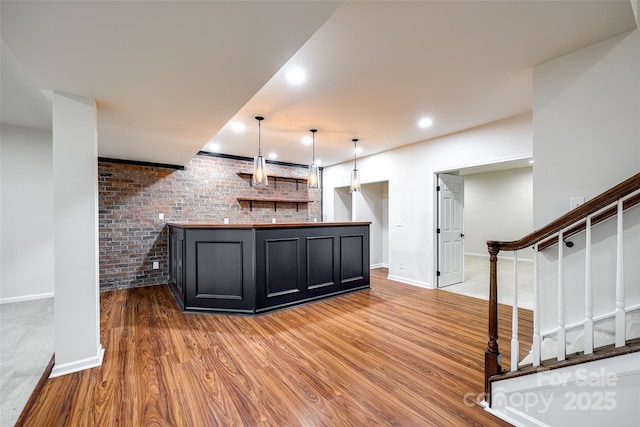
[20,269,532,426]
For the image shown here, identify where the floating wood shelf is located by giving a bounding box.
[237,197,313,212]
[237,172,308,189]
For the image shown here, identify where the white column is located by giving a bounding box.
[50,92,104,377]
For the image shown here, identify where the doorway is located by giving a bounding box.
[335,181,389,269]
[437,173,464,287]
[435,160,533,292]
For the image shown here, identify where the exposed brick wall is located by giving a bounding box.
[98,154,322,291]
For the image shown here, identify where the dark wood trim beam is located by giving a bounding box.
[98,157,185,170]
[198,151,319,169]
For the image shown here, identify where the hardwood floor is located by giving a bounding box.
[21,269,531,426]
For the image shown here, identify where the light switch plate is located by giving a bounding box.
[570,197,585,210]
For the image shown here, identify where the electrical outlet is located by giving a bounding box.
[158,213,164,220]
[153,261,159,269]
[399,261,404,269]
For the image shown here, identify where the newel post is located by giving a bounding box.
[485,242,502,404]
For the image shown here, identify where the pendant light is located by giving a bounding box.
[350,138,361,193]
[253,116,268,187]
[308,129,320,189]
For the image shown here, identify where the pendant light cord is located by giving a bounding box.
[353,138,358,170]
[258,119,262,156]
[310,129,317,165]
[255,116,265,157]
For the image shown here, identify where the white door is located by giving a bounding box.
[438,174,464,287]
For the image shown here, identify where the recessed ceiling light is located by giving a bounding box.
[268,152,278,159]
[301,136,312,145]
[206,142,221,152]
[286,66,307,86]
[418,117,434,128]
[231,122,245,133]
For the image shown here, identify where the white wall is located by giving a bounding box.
[533,29,639,226]
[333,186,351,222]
[354,181,388,268]
[533,28,640,334]
[0,124,54,302]
[323,113,533,288]
[463,167,533,260]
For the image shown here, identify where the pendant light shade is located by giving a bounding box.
[253,116,268,187]
[308,129,320,189]
[308,164,320,189]
[350,138,361,193]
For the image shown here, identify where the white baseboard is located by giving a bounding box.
[0,292,54,304]
[50,345,105,378]
[387,274,431,289]
[370,263,388,269]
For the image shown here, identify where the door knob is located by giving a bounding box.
[460,233,465,238]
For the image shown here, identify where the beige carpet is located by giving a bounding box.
[440,254,533,310]
[0,298,54,427]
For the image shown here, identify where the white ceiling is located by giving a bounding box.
[1,1,636,167]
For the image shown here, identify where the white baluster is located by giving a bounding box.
[511,252,519,372]
[584,216,594,355]
[532,244,541,367]
[615,200,625,347]
[557,230,566,361]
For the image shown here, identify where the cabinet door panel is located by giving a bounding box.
[195,241,244,299]
[340,234,365,283]
[307,236,335,290]
[264,238,301,297]
[184,228,254,312]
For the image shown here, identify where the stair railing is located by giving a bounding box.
[484,172,640,401]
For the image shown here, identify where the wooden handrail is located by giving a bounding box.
[538,191,640,251]
[484,172,640,403]
[486,172,640,252]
